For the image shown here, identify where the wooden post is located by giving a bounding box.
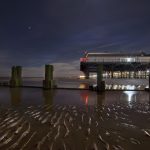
[16,66,22,86]
[43,65,54,89]
[10,66,22,87]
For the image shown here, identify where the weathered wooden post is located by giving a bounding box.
[16,66,22,86]
[97,64,105,92]
[10,66,16,87]
[43,64,54,89]
[10,66,22,87]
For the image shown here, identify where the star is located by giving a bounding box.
[27,26,32,30]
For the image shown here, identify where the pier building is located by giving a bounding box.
[80,52,150,79]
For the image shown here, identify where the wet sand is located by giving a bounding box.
[0,77,148,90]
[0,87,150,149]
[0,104,150,150]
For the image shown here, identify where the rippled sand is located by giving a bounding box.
[0,104,150,150]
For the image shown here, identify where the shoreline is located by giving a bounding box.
[0,85,149,92]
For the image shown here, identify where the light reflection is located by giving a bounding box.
[80,91,98,106]
[90,83,147,90]
[85,95,88,105]
[123,91,137,108]
[126,85,135,90]
[80,91,89,106]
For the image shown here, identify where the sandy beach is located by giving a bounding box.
[0,103,150,150]
[0,87,150,149]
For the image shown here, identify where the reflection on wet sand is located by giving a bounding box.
[123,91,137,108]
[80,91,98,106]
[43,90,55,106]
[97,92,105,106]
[80,91,89,106]
[0,104,150,150]
[0,88,150,149]
[10,88,22,106]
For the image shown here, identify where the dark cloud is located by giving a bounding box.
[0,0,150,76]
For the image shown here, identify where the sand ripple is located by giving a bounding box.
[0,104,149,150]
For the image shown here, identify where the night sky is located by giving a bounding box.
[0,0,150,77]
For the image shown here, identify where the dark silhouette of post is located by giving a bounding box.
[10,66,22,87]
[97,64,105,92]
[149,74,150,91]
[10,66,16,85]
[16,66,22,86]
[85,71,89,79]
[43,64,54,89]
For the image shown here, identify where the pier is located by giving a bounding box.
[80,52,150,79]
[0,62,149,91]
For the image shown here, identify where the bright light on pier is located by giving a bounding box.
[126,58,132,62]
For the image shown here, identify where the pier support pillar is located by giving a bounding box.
[43,65,54,89]
[84,71,89,79]
[97,65,105,92]
[149,75,150,90]
[111,71,114,78]
[129,71,131,78]
[135,71,137,78]
[125,72,128,78]
[133,71,136,79]
[145,71,147,79]
[120,71,122,78]
[10,66,22,87]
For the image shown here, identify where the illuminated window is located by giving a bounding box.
[126,58,132,62]
[120,57,135,62]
